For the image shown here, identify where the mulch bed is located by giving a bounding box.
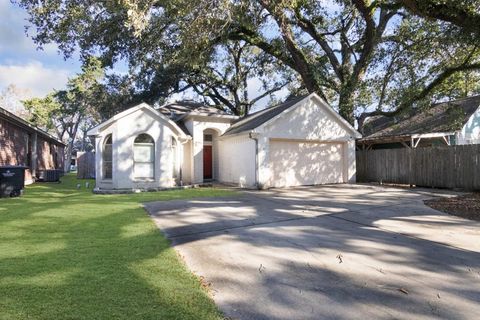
[425,193,480,221]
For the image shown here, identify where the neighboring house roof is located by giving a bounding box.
[223,95,308,136]
[0,106,66,146]
[362,95,480,140]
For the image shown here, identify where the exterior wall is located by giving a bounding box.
[37,138,64,171]
[185,117,233,183]
[256,97,358,188]
[181,140,193,185]
[211,131,220,180]
[0,116,64,185]
[344,140,356,183]
[95,107,182,190]
[218,134,256,187]
[0,117,29,167]
[458,107,480,144]
[259,98,355,140]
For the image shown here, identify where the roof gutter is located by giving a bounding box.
[0,107,65,146]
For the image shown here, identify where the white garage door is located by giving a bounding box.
[269,140,344,187]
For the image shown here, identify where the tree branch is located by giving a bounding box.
[358,61,480,129]
[228,25,296,70]
[398,0,480,36]
[250,81,289,106]
[292,8,343,82]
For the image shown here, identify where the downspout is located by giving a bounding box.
[178,136,192,186]
[248,132,259,189]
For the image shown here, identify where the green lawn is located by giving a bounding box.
[0,174,235,320]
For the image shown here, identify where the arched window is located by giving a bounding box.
[103,134,113,179]
[171,137,178,178]
[134,134,154,179]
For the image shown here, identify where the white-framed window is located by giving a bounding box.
[103,134,113,179]
[204,134,213,142]
[134,134,154,179]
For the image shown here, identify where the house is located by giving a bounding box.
[87,93,361,191]
[358,95,480,149]
[0,107,65,184]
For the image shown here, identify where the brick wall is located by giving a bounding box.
[0,118,29,166]
[0,116,65,183]
[36,139,65,170]
[37,139,53,170]
[57,145,65,171]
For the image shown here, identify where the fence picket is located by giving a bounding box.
[357,144,480,191]
[77,152,96,179]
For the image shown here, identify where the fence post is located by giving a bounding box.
[408,147,413,187]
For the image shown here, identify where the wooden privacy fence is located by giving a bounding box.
[77,151,96,179]
[356,144,480,190]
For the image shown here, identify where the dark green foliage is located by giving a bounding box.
[14,0,480,127]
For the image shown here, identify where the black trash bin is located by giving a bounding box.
[0,166,27,197]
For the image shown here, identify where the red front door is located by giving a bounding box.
[203,145,213,180]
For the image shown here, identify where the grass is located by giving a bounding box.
[0,174,236,320]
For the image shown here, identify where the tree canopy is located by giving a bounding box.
[15,0,480,129]
[23,57,104,167]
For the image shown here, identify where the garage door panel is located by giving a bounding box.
[269,140,344,187]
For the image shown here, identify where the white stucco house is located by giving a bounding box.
[87,93,361,191]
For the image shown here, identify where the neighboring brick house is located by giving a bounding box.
[0,107,65,184]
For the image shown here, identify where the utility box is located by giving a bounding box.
[0,166,27,197]
[37,169,62,182]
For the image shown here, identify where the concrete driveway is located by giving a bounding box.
[145,184,480,320]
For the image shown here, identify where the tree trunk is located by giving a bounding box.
[64,115,82,172]
[64,142,73,173]
[338,86,355,126]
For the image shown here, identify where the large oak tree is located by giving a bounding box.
[15,0,480,128]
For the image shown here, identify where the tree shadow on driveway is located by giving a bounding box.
[145,184,480,320]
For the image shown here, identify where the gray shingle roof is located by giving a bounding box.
[0,107,65,146]
[157,101,235,136]
[362,95,480,139]
[158,101,231,120]
[223,95,308,136]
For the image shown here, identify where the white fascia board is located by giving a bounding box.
[411,132,456,139]
[254,93,362,139]
[217,131,251,141]
[87,102,190,140]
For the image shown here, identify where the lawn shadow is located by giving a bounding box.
[0,175,225,320]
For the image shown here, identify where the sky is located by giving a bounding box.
[0,1,80,98]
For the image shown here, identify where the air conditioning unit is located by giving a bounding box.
[37,169,62,182]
